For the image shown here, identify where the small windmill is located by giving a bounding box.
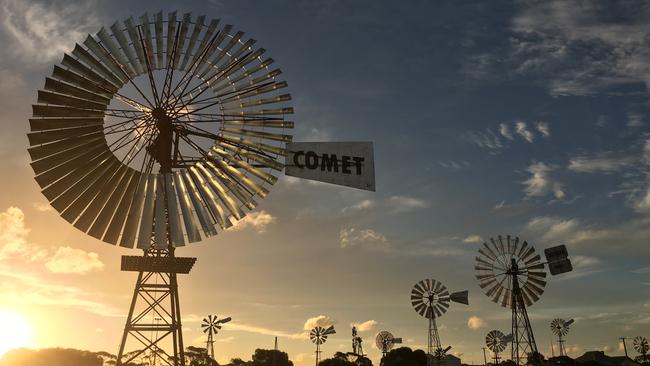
[550,318,574,357]
[485,330,512,365]
[376,330,402,360]
[310,325,336,366]
[634,336,649,364]
[410,278,469,366]
[348,326,366,365]
[201,315,231,359]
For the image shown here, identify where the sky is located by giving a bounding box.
[0,0,649,365]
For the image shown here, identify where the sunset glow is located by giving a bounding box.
[0,309,34,357]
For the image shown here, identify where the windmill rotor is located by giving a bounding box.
[310,325,336,345]
[29,11,294,249]
[376,331,396,354]
[486,330,509,353]
[550,318,572,337]
[475,236,547,309]
[474,235,573,366]
[411,279,467,319]
[634,336,649,355]
[411,278,468,366]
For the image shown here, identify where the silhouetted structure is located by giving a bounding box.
[410,278,468,366]
[475,237,573,366]
[311,326,336,366]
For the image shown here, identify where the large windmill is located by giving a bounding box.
[310,325,336,366]
[201,315,231,360]
[376,331,402,365]
[485,330,512,365]
[410,278,469,366]
[474,236,573,366]
[634,337,649,364]
[550,318,574,357]
[28,11,294,366]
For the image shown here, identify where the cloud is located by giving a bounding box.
[463,129,503,151]
[499,123,513,140]
[45,246,104,274]
[0,0,98,65]
[525,216,609,244]
[523,162,565,200]
[0,206,29,259]
[509,1,650,96]
[341,199,375,213]
[339,227,387,248]
[32,202,53,212]
[351,320,377,332]
[462,235,483,243]
[304,315,335,331]
[632,267,650,274]
[467,316,486,330]
[568,153,636,173]
[515,121,534,143]
[388,195,429,212]
[0,267,119,317]
[536,122,550,137]
[230,210,276,233]
[438,160,471,170]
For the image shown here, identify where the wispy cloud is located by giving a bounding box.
[515,121,534,143]
[0,0,98,65]
[304,315,335,331]
[568,153,636,173]
[523,162,565,200]
[525,216,609,244]
[462,235,483,243]
[388,195,429,212]
[339,227,387,248]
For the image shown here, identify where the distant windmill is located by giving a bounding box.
[550,318,574,357]
[376,330,402,361]
[310,325,336,366]
[410,278,469,366]
[201,315,231,359]
[634,336,649,363]
[348,326,366,365]
[485,330,512,365]
[475,236,573,366]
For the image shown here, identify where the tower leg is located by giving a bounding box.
[117,248,188,366]
[428,318,445,366]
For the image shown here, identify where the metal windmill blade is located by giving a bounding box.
[411,278,452,319]
[550,318,572,337]
[634,336,649,355]
[29,11,294,249]
[486,330,509,353]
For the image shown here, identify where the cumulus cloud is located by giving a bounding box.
[45,246,104,274]
[467,316,486,330]
[0,206,29,259]
[351,320,378,332]
[523,162,565,200]
[230,210,276,233]
[304,315,335,331]
[462,235,483,243]
[1,0,98,65]
[515,121,534,143]
[339,227,387,248]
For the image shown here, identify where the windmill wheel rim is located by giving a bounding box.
[29,11,294,249]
